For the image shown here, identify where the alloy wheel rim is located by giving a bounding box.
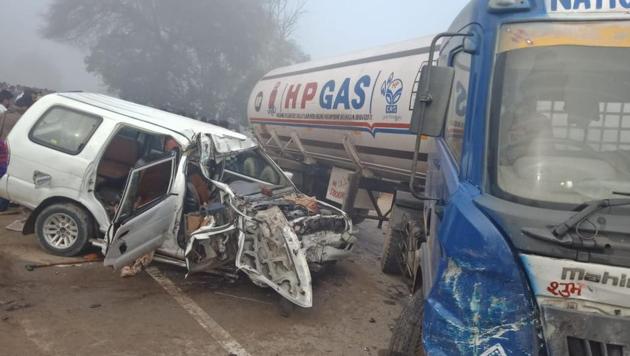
[43,213,79,249]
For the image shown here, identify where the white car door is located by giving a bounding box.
[104,154,185,269]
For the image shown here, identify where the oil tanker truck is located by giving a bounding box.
[247,37,437,275]
[250,0,630,354]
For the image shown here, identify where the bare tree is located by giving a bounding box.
[265,0,307,40]
[43,0,308,123]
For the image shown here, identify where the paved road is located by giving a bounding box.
[0,213,409,356]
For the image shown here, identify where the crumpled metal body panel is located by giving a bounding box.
[184,147,352,308]
[289,201,355,267]
[237,206,313,308]
[208,180,317,307]
[188,130,256,157]
[423,185,543,356]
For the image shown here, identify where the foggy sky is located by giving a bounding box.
[0,0,104,92]
[0,0,469,93]
[295,1,469,59]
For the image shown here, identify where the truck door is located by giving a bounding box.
[104,154,183,269]
[422,41,474,296]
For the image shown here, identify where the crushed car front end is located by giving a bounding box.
[184,134,356,307]
[243,191,355,270]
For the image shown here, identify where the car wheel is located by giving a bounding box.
[381,227,403,274]
[35,203,93,257]
[388,290,425,356]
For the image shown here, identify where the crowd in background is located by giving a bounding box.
[0,82,51,102]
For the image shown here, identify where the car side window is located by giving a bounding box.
[30,107,102,155]
[444,50,472,164]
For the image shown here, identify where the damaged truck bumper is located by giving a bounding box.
[541,305,630,355]
[423,188,630,355]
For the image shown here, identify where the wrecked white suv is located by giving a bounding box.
[1,93,355,307]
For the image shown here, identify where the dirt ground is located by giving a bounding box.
[0,212,410,356]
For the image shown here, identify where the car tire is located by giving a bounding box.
[35,203,93,257]
[381,227,403,275]
[388,291,425,356]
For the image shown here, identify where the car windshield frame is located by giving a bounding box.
[487,21,630,210]
[223,147,292,190]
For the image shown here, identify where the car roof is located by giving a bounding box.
[56,92,246,143]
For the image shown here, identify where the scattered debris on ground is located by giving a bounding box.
[120,252,154,278]
[5,219,25,232]
[25,253,102,271]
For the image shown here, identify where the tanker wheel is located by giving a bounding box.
[350,208,370,225]
[388,290,425,356]
[381,227,403,275]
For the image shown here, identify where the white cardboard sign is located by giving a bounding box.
[325,167,373,209]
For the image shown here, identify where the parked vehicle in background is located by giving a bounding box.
[248,36,435,227]
[247,37,439,298]
[0,92,355,309]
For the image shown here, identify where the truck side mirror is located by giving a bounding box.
[410,65,455,137]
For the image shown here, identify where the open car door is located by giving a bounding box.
[104,154,184,269]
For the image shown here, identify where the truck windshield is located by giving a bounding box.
[490,22,630,206]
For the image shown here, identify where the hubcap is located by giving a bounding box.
[43,213,79,249]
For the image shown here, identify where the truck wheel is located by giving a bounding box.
[351,208,370,225]
[35,203,93,257]
[388,291,425,356]
[381,228,403,274]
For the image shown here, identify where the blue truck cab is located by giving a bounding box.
[388,0,630,355]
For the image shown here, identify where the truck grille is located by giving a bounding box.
[567,337,623,356]
[541,305,630,356]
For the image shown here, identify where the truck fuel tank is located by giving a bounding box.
[248,36,438,182]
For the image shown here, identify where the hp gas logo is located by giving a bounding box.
[381,72,403,114]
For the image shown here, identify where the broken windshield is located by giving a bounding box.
[489,22,630,206]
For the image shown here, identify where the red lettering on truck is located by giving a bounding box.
[268,82,281,113]
[301,82,318,109]
[285,84,301,109]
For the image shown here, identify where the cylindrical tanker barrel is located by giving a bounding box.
[248,37,434,183]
